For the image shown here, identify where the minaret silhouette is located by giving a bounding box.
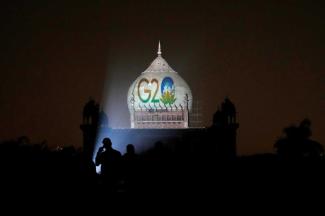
[209,97,239,159]
[80,98,99,160]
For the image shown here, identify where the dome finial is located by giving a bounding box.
[157,40,162,56]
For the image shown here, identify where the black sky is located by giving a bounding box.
[1,0,324,155]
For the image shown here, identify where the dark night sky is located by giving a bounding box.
[0,0,324,155]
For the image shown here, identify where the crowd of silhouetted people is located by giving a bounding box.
[0,120,324,194]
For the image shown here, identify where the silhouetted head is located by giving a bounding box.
[126,144,135,154]
[102,137,112,148]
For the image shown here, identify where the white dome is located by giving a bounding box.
[127,42,192,119]
[142,55,176,73]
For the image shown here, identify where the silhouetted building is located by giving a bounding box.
[81,44,239,160]
[208,97,239,159]
[80,98,100,160]
[82,98,239,161]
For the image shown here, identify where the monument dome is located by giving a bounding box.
[127,42,192,128]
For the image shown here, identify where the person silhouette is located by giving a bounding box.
[95,138,122,189]
[122,144,138,192]
[123,144,137,161]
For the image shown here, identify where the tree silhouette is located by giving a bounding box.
[274,119,323,159]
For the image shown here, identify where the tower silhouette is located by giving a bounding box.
[80,98,100,160]
[208,97,239,159]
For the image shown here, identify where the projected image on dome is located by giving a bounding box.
[137,78,160,104]
[127,42,192,129]
[136,76,176,106]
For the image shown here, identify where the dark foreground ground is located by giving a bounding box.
[1,142,324,210]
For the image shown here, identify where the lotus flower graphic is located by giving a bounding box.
[160,77,176,105]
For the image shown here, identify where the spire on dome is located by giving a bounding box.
[142,41,177,73]
[157,40,162,56]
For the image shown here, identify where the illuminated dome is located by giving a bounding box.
[127,42,193,128]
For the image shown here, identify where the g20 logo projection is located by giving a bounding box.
[137,77,176,105]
